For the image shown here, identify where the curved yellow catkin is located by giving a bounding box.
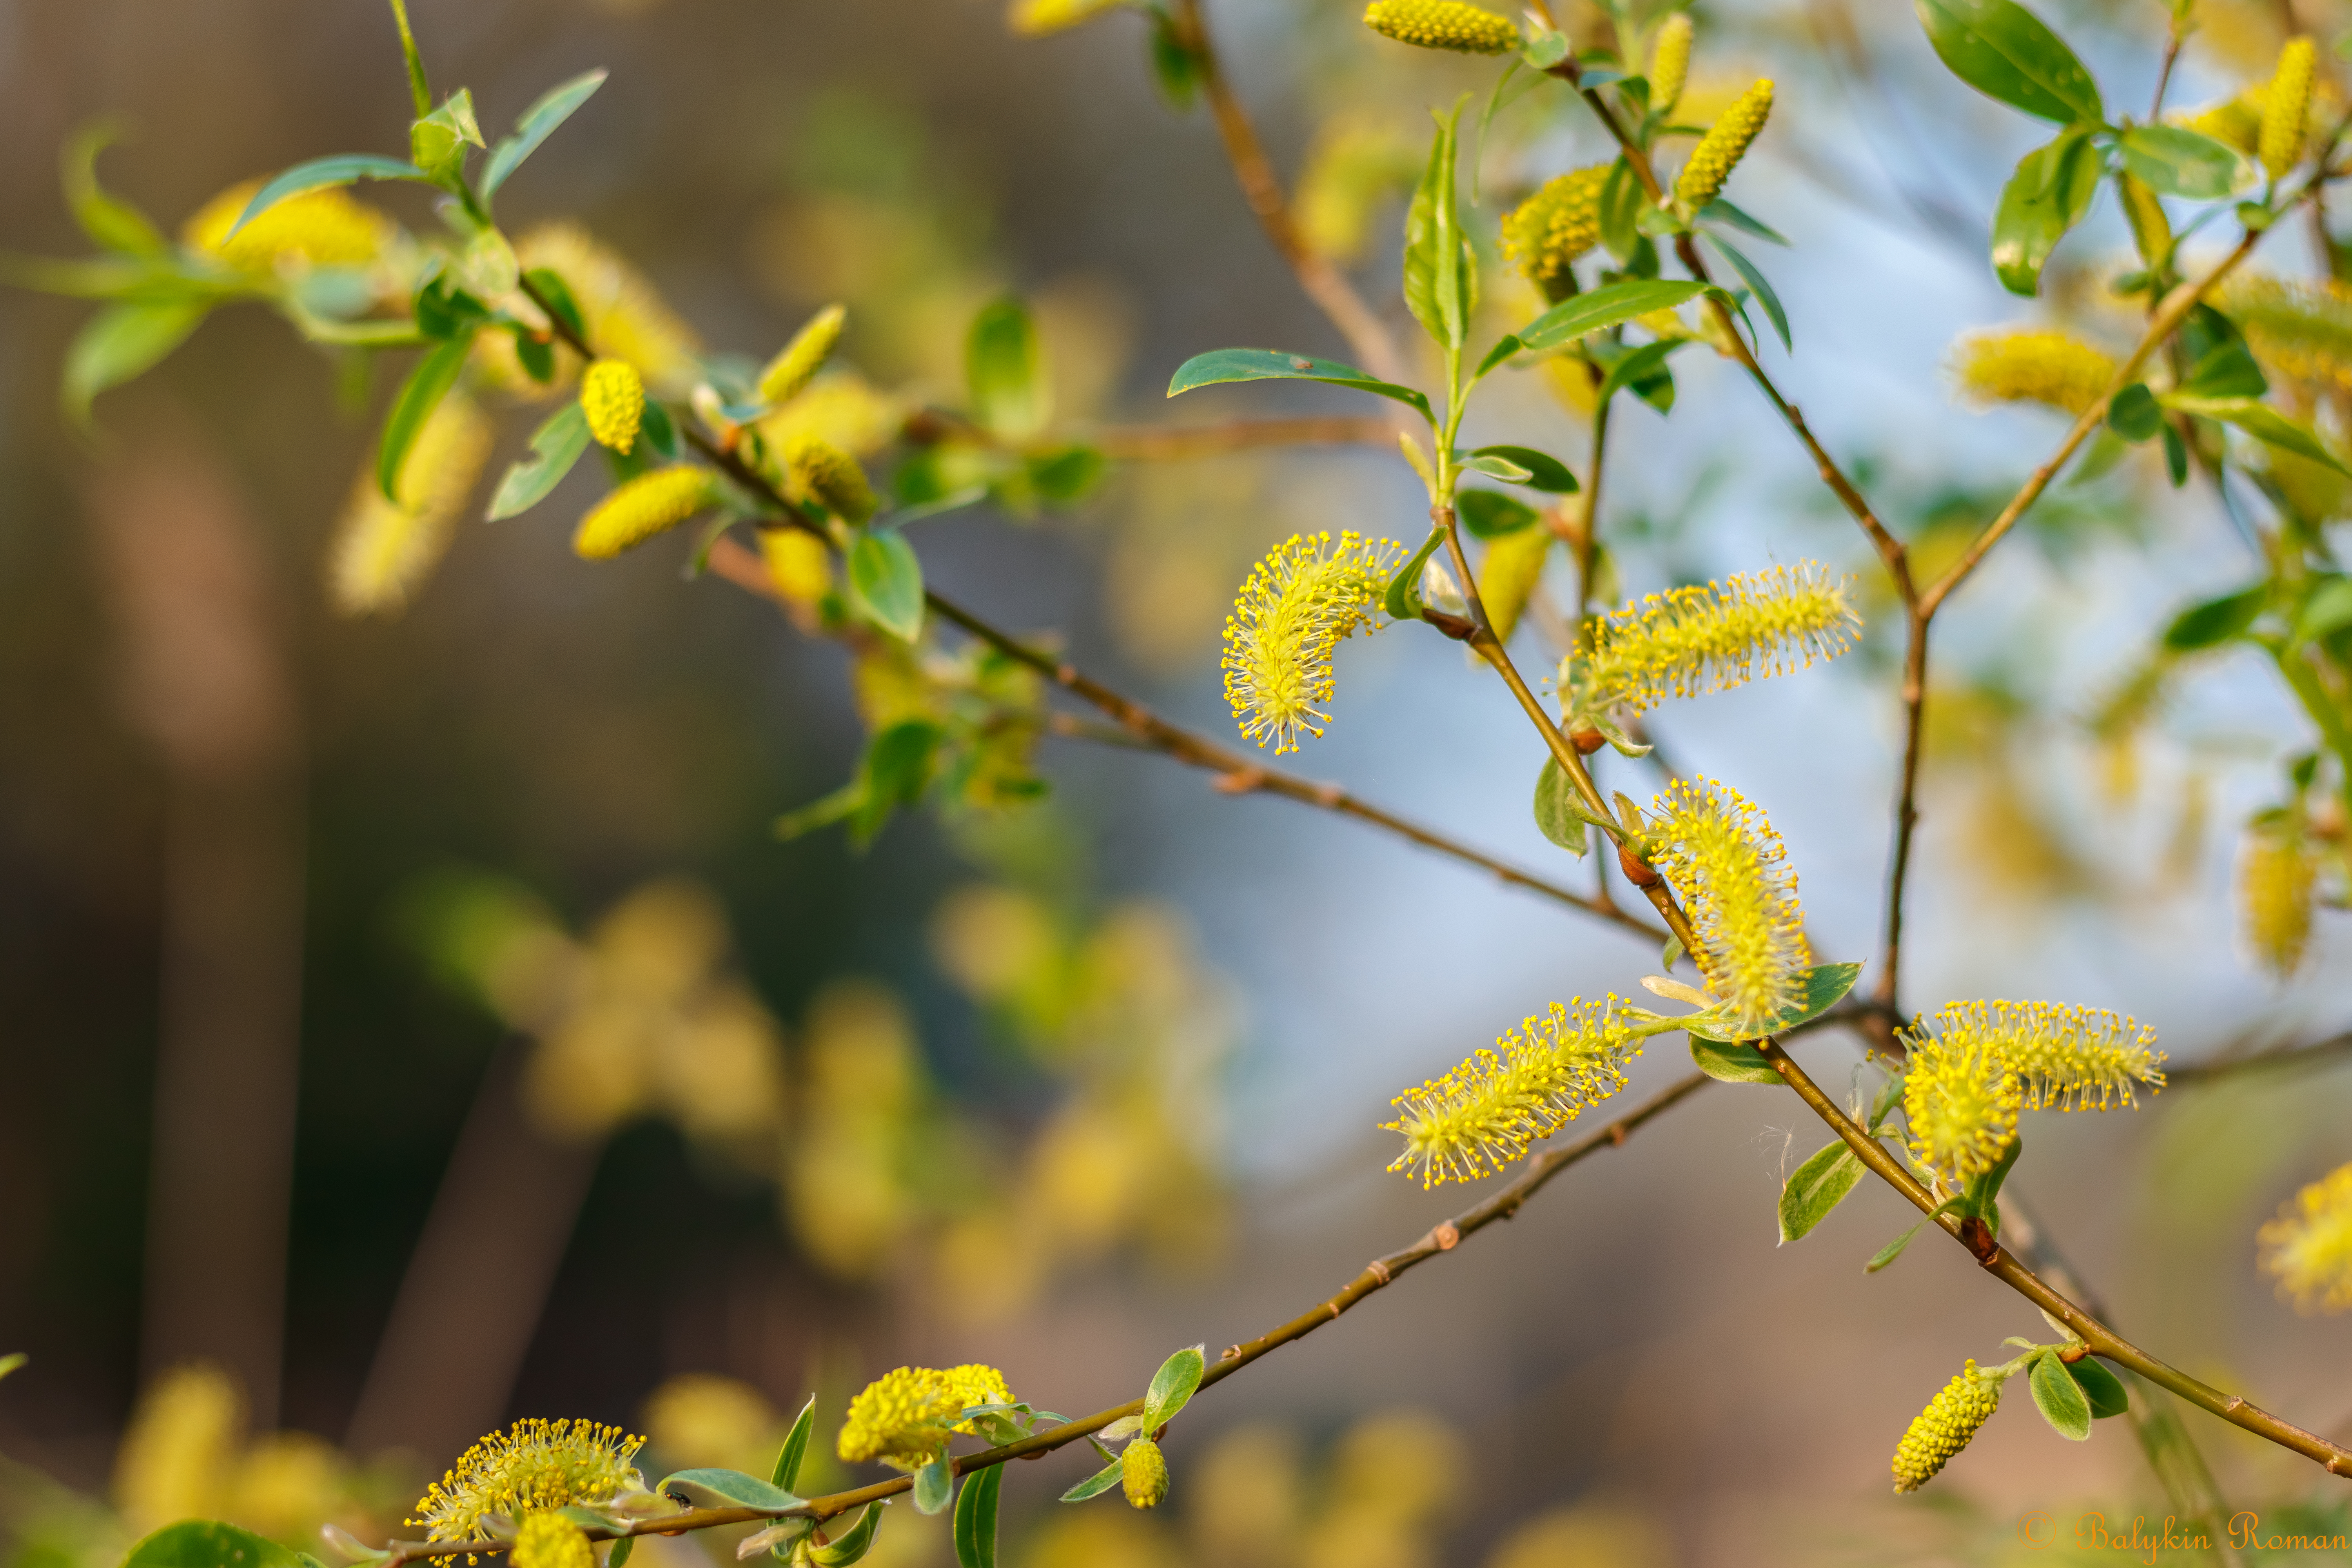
[328,392,494,619]
[1642,779,1809,1033]
[408,1420,646,1542]
[509,1515,592,1568]
[2259,1162,2352,1313]
[2262,36,2317,175]
[1501,166,1611,301]
[1899,1030,2019,1186]
[1913,1000,2165,1114]
[2241,825,2318,978]
[1383,999,1648,1189]
[181,180,390,272]
[1891,1360,2001,1492]
[838,1365,1014,1471]
[782,433,878,524]
[1121,1437,1169,1508]
[1674,78,1772,210]
[1949,328,2118,416]
[573,467,720,560]
[2116,172,2172,270]
[1650,13,1692,115]
[1221,531,1408,753]
[1477,524,1552,645]
[1361,0,1519,54]
[1575,562,1860,716]
[757,303,848,406]
[581,359,645,453]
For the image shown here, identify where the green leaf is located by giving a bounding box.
[775,781,865,843]
[1990,127,2100,296]
[1596,339,1684,410]
[1458,490,1540,537]
[2165,395,2352,474]
[852,720,942,847]
[1027,445,1105,505]
[1661,936,1684,973]
[968,297,1047,439]
[1779,1141,1865,1243]
[608,1540,633,1568]
[2181,333,2269,400]
[1690,1036,1782,1084]
[125,1523,308,1568]
[410,89,485,182]
[1864,1197,1966,1273]
[848,530,926,641]
[913,1458,953,1517]
[227,155,426,241]
[1473,445,1577,492]
[2105,382,2162,442]
[1958,1132,2022,1225]
[1533,756,1590,857]
[1458,450,1532,483]
[1165,348,1432,423]
[1060,1458,1125,1503]
[1383,526,1449,621]
[1698,198,1789,246]
[655,1469,804,1514]
[1598,158,1642,263]
[376,332,475,501]
[2029,1350,2093,1440]
[488,402,592,520]
[62,299,208,428]
[1914,0,2102,124]
[771,1397,817,1493]
[1142,1347,1205,1429]
[2067,1356,2129,1419]
[1680,962,1864,1043]
[0,1353,22,1383]
[1515,279,1710,353]
[1147,10,1202,109]
[2117,124,2252,200]
[1702,232,1788,351]
[951,1463,1000,1568]
[641,398,678,461]
[526,267,587,342]
[2163,582,2267,650]
[483,70,609,198]
[2298,578,2352,642]
[61,124,168,256]
[1403,98,1472,351]
[808,1503,885,1566]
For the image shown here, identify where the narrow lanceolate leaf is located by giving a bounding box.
[2117,125,2252,200]
[1143,1347,1206,1428]
[1060,1458,1126,1503]
[62,299,208,428]
[377,333,476,501]
[1991,128,2098,297]
[770,1396,817,1493]
[1166,348,1433,422]
[2163,583,2266,650]
[2028,1351,2093,1440]
[1864,1197,1965,1273]
[483,70,610,198]
[62,124,168,256]
[1403,98,1473,350]
[655,1470,804,1514]
[1532,756,1590,857]
[225,155,426,240]
[1779,1140,1865,1243]
[488,401,592,520]
[1702,232,1789,351]
[1914,0,2102,125]
[807,1503,884,1567]
[951,1462,1000,1568]
[1514,279,1710,353]
[2163,395,2352,474]
[847,530,925,641]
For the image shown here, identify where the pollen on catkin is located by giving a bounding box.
[782,433,878,523]
[573,467,720,560]
[581,360,645,453]
[2241,825,2318,978]
[2262,36,2317,174]
[1642,779,1809,1034]
[757,304,848,406]
[2259,1162,2352,1313]
[1950,328,2118,415]
[1477,524,1552,645]
[510,1515,592,1568]
[1674,79,1772,211]
[408,1420,646,1543]
[1362,0,1519,54]
[1913,1000,2165,1113]
[837,1366,1014,1471]
[1221,531,1407,753]
[1650,13,1692,114]
[1899,1030,2020,1186]
[1574,563,1859,715]
[328,392,494,618]
[181,180,390,272]
[1501,166,1611,301]
[1382,999,1647,1189]
[1891,1360,2000,1492]
[1121,1437,1169,1508]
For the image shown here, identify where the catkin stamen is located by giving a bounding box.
[1221,531,1407,753]
[2259,1162,2352,1314]
[1574,562,1859,716]
[1382,1000,1648,1188]
[1641,779,1810,1033]
[1891,1360,2001,1492]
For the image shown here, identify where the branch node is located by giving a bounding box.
[1221,1344,1243,1360]
[1314,782,1343,808]
[1433,1221,1460,1251]
[1212,767,1267,795]
[1607,1123,1628,1147]
[1366,1258,1393,1284]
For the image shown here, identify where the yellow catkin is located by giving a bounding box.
[1501,166,1611,301]
[408,1420,645,1543]
[757,303,848,406]
[1362,0,1519,54]
[1674,79,1772,210]
[1007,0,1127,35]
[1650,13,1692,115]
[581,360,645,453]
[181,180,390,272]
[781,433,879,523]
[1575,562,1859,715]
[328,392,494,618]
[1221,531,1407,753]
[509,1515,592,1568]
[1121,1437,1169,1508]
[2241,826,2318,978]
[1900,1031,2019,1185]
[2116,172,2173,269]
[573,467,719,560]
[2259,1162,2352,1313]
[1891,1361,2001,1492]
[1477,524,1552,645]
[1949,328,2118,415]
[1642,779,1809,1034]
[1383,1000,1646,1189]
[2262,37,2317,174]
[1911,1000,2165,1114]
[2225,274,2352,392]
[1297,117,1421,265]
[762,527,833,616]
[838,1366,1014,1471]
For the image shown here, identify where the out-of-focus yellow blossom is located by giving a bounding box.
[1950,328,2117,415]
[1649,13,1693,115]
[328,391,494,619]
[509,223,703,394]
[581,359,645,452]
[181,180,390,272]
[756,373,905,460]
[643,1376,780,1474]
[1297,116,1424,265]
[1476,522,1551,645]
[2259,1161,2352,1312]
[1008,0,1127,34]
[115,1363,243,1532]
[758,303,848,405]
[780,433,878,523]
[509,1514,592,1568]
[786,983,925,1278]
[2260,36,2317,174]
[1485,1505,1671,1568]
[1029,1508,1185,1568]
[761,527,834,623]
[2241,824,2319,978]
[572,466,720,560]
[2227,274,2352,394]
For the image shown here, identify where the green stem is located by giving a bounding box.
[385,0,432,118]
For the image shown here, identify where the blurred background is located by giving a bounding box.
[3,0,2352,1564]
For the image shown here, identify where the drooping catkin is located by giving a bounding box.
[182,180,391,272]
[573,467,720,560]
[2261,36,2317,175]
[327,392,493,618]
[758,303,848,406]
[1949,328,2118,416]
[1382,1000,1648,1188]
[581,359,645,453]
[2241,824,2318,978]
[1575,562,1859,715]
[1641,779,1810,1033]
[1501,166,1610,301]
[1221,531,1406,753]
[2259,1161,2352,1314]
[1674,79,1772,211]
[1649,13,1692,114]
[782,433,879,523]
[1891,1361,2000,1492]
[1361,0,1518,54]
[1914,1000,2165,1113]
[1477,523,1552,644]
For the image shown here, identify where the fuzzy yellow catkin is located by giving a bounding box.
[1911,1000,2165,1114]
[1575,562,1859,715]
[1501,166,1611,301]
[1949,328,2118,416]
[1642,779,1809,1033]
[2259,1162,2352,1313]
[1650,13,1692,115]
[1297,118,1421,265]
[328,392,494,619]
[1383,999,1646,1189]
[1899,1030,2018,1187]
[581,360,645,453]
[757,304,848,406]
[573,467,719,560]
[2116,172,2173,270]
[1121,1437,1169,1508]
[1361,0,1518,54]
[513,223,704,394]
[1674,79,1772,210]
[2262,36,2317,174]
[1477,524,1552,645]
[1007,0,1125,34]
[2241,826,2318,978]
[509,1515,592,1568]
[782,433,878,523]
[762,527,833,616]
[181,180,390,272]
[1891,1361,2000,1492]
[1221,531,1407,753]
[2225,274,2352,392]
[408,1420,646,1543]
[837,1366,1014,1471]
